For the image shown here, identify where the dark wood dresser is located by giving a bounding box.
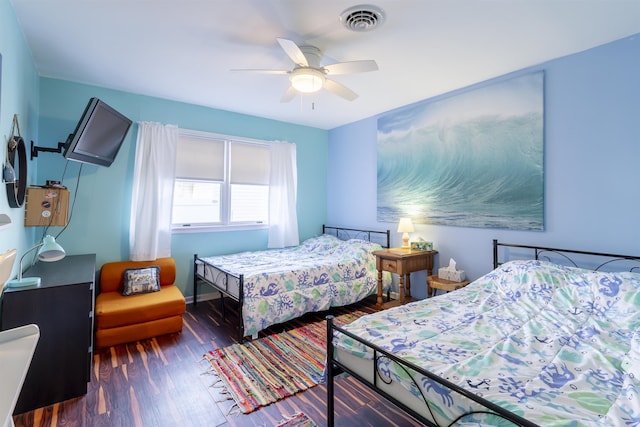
[0,254,96,414]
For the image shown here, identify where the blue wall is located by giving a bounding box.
[4,0,638,302]
[2,0,328,298]
[33,80,328,298]
[328,34,640,299]
[0,0,39,280]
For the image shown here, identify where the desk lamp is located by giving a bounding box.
[397,218,414,248]
[6,235,66,288]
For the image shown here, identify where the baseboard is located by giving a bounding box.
[185,292,220,305]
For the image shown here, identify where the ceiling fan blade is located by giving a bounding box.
[281,86,298,103]
[324,79,358,101]
[230,69,289,75]
[276,38,308,67]
[324,60,378,75]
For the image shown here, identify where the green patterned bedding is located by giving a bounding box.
[200,234,387,336]
[335,259,640,426]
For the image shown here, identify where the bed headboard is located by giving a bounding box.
[493,239,640,272]
[323,225,390,248]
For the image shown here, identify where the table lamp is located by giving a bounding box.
[6,235,66,288]
[397,218,414,248]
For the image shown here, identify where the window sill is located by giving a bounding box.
[171,223,268,234]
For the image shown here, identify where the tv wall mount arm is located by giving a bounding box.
[31,140,67,160]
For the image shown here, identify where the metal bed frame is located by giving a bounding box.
[493,239,640,272]
[193,225,390,340]
[326,239,640,427]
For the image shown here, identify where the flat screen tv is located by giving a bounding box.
[63,98,132,167]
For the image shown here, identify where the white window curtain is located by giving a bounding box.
[267,141,299,248]
[129,121,179,260]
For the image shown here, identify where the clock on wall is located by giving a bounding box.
[4,114,28,208]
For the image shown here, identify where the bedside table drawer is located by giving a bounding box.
[381,260,397,272]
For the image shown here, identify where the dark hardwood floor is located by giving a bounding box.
[12,296,422,427]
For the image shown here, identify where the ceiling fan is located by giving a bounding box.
[232,38,378,102]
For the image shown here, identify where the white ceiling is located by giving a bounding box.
[9,0,640,130]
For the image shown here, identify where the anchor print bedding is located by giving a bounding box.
[334,259,640,426]
[200,234,386,336]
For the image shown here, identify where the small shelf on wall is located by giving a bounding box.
[0,214,12,231]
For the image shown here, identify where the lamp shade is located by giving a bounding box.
[397,218,414,233]
[37,235,66,262]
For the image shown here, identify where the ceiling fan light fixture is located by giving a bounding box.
[290,68,325,93]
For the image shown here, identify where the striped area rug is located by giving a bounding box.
[204,309,369,414]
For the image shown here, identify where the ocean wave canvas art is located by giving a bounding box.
[377,72,544,230]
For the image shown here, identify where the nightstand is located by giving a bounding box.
[373,248,437,308]
[427,275,470,297]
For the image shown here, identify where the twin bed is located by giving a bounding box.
[327,240,640,426]
[193,225,390,339]
[194,230,640,424]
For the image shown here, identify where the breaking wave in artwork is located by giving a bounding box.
[377,113,544,230]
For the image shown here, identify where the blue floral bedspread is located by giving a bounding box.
[201,234,387,336]
[336,259,640,426]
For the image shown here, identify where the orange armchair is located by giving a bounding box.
[95,257,186,349]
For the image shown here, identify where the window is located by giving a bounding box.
[172,130,270,229]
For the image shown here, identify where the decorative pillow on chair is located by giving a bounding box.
[122,266,161,296]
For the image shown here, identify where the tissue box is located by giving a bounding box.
[438,267,466,282]
[410,241,433,251]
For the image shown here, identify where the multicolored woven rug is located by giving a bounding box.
[204,309,368,414]
[275,412,316,427]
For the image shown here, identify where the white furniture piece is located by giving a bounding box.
[0,214,11,231]
[0,324,40,427]
[0,249,17,288]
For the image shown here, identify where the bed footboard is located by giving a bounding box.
[326,316,538,427]
[193,254,245,339]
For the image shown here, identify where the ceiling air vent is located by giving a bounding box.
[340,5,385,32]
